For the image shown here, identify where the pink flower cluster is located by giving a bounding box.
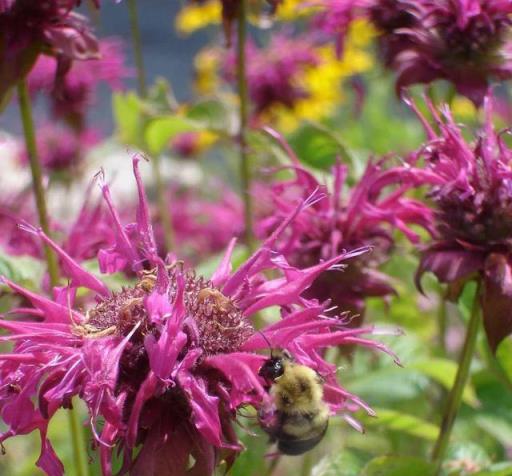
[0,159,398,475]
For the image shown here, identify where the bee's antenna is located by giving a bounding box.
[256,329,274,357]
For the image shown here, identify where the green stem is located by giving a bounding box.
[437,284,447,356]
[301,452,314,476]
[432,281,481,475]
[152,155,175,251]
[127,0,147,98]
[127,0,175,251]
[67,404,90,476]
[266,456,280,476]
[17,80,59,286]
[18,80,89,476]
[236,0,255,252]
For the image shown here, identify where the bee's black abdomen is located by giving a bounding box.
[277,422,328,455]
[276,420,328,455]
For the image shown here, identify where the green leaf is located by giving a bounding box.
[409,358,479,407]
[81,259,134,293]
[194,245,249,279]
[474,414,512,447]
[112,91,143,147]
[0,251,45,290]
[361,456,435,476]
[347,366,430,404]
[312,450,366,476]
[362,408,439,441]
[186,98,230,133]
[289,122,354,171]
[145,115,200,155]
[495,337,512,384]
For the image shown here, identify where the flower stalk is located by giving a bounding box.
[432,281,481,474]
[17,79,90,476]
[127,0,174,251]
[437,284,447,355]
[236,0,255,252]
[17,80,59,286]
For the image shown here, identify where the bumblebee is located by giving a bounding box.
[258,352,329,455]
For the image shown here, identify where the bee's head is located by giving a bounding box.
[259,356,285,382]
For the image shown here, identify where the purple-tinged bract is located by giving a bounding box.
[393,0,512,105]
[0,158,398,476]
[412,95,512,352]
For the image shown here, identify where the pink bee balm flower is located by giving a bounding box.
[27,38,129,130]
[0,158,398,476]
[411,95,512,351]
[392,0,512,105]
[315,0,512,106]
[0,0,99,105]
[256,129,433,322]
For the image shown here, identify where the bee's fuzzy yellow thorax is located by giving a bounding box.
[272,362,325,412]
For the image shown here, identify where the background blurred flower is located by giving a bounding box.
[224,33,320,118]
[412,96,512,351]
[0,159,396,476]
[0,0,99,106]
[220,22,373,131]
[171,130,218,158]
[18,124,99,177]
[27,38,130,130]
[154,181,244,264]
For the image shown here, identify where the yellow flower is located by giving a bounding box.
[274,20,375,131]
[276,0,318,21]
[194,48,221,95]
[175,1,221,35]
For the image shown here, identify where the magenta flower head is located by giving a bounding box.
[28,38,129,130]
[224,33,319,120]
[412,95,512,351]
[256,129,433,323]
[393,0,512,106]
[18,124,99,175]
[366,0,419,66]
[0,0,99,106]
[0,158,398,476]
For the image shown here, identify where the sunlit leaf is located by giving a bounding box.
[113,91,143,147]
[145,115,200,155]
[0,251,45,290]
[289,121,354,171]
[495,337,512,384]
[187,98,231,133]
